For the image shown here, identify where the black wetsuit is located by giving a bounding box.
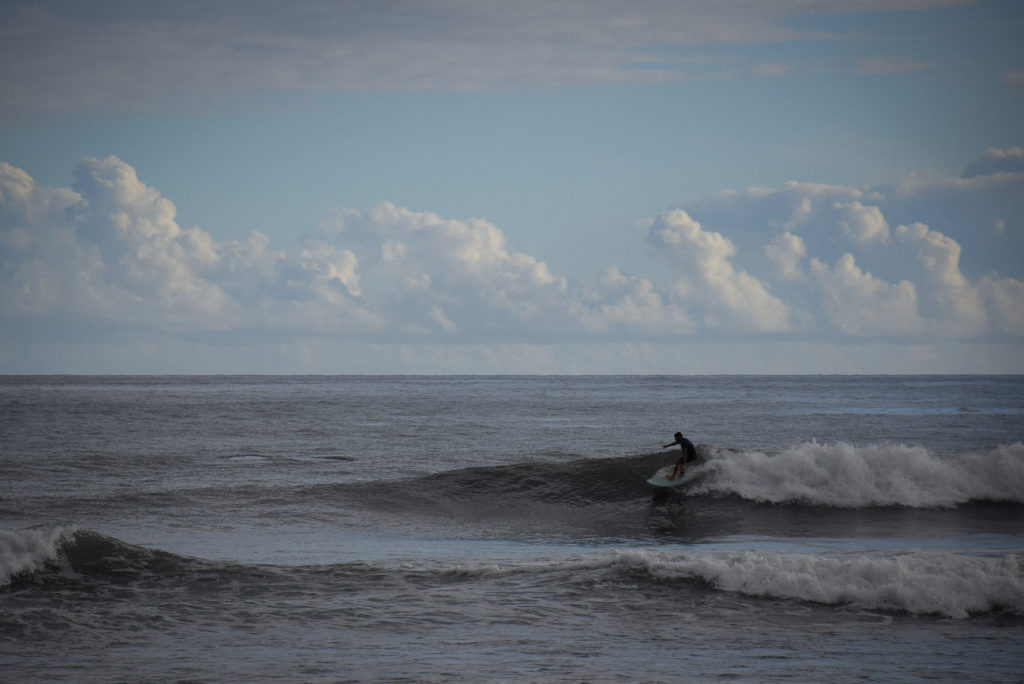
[676,437,696,464]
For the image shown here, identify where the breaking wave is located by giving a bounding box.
[610,549,1024,619]
[0,526,77,586]
[354,441,1024,512]
[691,442,1024,507]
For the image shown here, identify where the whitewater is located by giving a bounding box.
[2,375,1022,682]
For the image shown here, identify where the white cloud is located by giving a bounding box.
[895,222,986,335]
[674,158,1024,342]
[575,267,694,335]
[68,156,234,321]
[319,203,700,338]
[835,201,890,243]
[295,239,361,297]
[0,162,92,314]
[764,231,807,280]
[1,156,382,334]
[981,277,1024,336]
[428,306,458,335]
[319,201,570,334]
[809,254,923,336]
[6,159,701,343]
[687,181,867,250]
[0,162,80,245]
[2,151,1022,373]
[648,209,790,332]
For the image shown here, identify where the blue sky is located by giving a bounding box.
[1,0,1022,373]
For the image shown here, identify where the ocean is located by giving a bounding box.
[1,375,1022,683]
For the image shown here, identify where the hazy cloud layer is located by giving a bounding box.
[0,0,968,122]
[962,147,1024,179]
[2,150,1022,361]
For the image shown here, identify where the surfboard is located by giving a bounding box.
[646,465,687,488]
[647,456,705,488]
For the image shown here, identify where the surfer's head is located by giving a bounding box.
[674,432,683,441]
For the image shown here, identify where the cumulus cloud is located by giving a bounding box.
[313,201,571,336]
[0,157,702,343]
[1,156,381,334]
[809,254,923,336]
[764,231,807,281]
[671,149,1024,341]
[894,222,986,334]
[575,267,694,335]
[647,209,790,332]
[0,162,87,314]
[2,150,1022,367]
[835,201,889,243]
[314,202,700,339]
[981,276,1024,336]
[68,156,233,321]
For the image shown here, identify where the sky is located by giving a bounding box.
[1,0,1022,374]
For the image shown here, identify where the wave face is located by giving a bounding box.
[1,527,207,590]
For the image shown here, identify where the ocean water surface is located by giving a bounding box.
[2,375,1022,682]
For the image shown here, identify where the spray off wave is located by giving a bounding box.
[693,442,1024,508]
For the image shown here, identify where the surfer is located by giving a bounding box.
[662,431,696,481]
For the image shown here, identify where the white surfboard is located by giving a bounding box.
[646,465,687,487]
[647,456,705,488]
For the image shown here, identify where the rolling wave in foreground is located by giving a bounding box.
[3,527,1022,621]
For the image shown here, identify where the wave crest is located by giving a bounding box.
[615,549,1024,619]
[0,526,77,586]
[692,442,1024,508]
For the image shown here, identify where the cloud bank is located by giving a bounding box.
[0,0,969,122]
[1,148,1021,372]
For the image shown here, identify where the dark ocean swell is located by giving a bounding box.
[357,441,1024,510]
[3,527,1023,621]
[18,443,1024,545]
[305,443,1024,540]
[31,442,1024,522]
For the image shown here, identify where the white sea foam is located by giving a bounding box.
[616,549,1024,619]
[0,526,76,586]
[692,442,1024,507]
